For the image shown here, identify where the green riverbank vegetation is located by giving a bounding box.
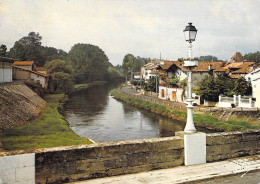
[112,89,260,132]
[0,94,92,151]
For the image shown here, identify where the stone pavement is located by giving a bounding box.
[71,155,260,184]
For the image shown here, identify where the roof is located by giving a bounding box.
[13,66,48,77]
[224,62,255,74]
[133,72,141,75]
[193,62,225,72]
[228,74,242,79]
[231,62,255,74]
[146,65,159,70]
[13,61,34,66]
[150,71,158,74]
[158,61,175,70]
[230,52,245,62]
[143,62,154,67]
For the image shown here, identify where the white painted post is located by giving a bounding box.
[238,95,241,107]
[176,131,206,166]
[219,95,222,103]
[233,95,237,105]
[249,98,252,107]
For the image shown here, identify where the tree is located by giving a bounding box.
[143,77,158,92]
[0,44,7,56]
[197,74,222,102]
[45,59,73,75]
[7,32,43,65]
[199,55,219,62]
[67,43,110,83]
[45,59,74,93]
[107,66,124,81]
[233,77,252,96]
[244,51,260,63]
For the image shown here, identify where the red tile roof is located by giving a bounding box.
[228,74,241,79]
[146,65,159,70]
[193,62,225,72]
[13,61,34,66]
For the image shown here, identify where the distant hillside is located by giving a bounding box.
[0,83,47,131]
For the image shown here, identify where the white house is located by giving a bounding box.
[133,72,141,80]
[245,65,260,107]
[0,57,14,83]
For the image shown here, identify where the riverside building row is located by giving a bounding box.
[138,52,260,108]
[0,57,49,89]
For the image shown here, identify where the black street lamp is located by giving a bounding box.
[183,22,198,133]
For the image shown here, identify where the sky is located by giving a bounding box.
[0,0,260,66]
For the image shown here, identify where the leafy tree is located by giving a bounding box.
[7,32,43,65]
[107,66,124,81]
[199,55,219,62]
[244,51,260,63]
[0,44,7,56]
[40,47,67,63]
[45,59,73,74]
[166,77,179,85]
[67,43,110,83]
[197,74,222,102]
[233,77,252,95]
[45,59,74,93]
[143,77,158,92]
[49,72,74,93]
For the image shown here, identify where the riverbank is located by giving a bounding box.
[72,81,107,94]
[0,94,92,151]
[112,87,260,132]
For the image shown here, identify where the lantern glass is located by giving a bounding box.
[190,30,197,41]
[183,23,197,43]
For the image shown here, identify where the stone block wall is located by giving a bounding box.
[35,137,184,184]
[206,129,260,162]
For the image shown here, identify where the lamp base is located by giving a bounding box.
[176,131,206,166]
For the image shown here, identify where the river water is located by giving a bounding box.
[64,83,212,143]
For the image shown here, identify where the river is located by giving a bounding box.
[64,83,212,142]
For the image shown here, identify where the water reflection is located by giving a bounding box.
[64,83,212,142]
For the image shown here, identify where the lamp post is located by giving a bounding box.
[183,22,198,133]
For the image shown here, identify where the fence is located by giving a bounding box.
[219,95,255,108]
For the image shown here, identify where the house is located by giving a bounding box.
[245,65,260,107]
[13,66,49,89]
[13,61,36,71]
[0,56,16,83]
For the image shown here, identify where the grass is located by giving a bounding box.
[112,89,260,132]
[74,81,106,89]
[0,94,92,151]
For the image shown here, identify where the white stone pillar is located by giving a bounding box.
[233,95,237,105]
[176,131,206,166]
[249,98,252,107]
[238,95,241,107]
